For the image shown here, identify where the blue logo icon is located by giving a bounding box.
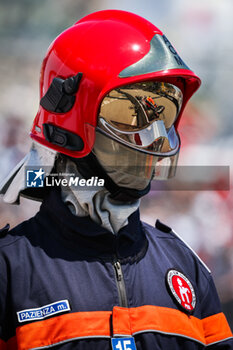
[26,168,45,187]
[111,338,137,350]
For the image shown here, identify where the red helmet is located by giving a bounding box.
[31,9,201,159]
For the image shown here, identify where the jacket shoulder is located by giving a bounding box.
[142,219,210,273]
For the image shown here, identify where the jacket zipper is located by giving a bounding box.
[113,260,128,308]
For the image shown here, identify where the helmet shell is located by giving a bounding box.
[31,9,201,158]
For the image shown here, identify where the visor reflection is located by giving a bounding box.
[98,82,182,155]
[99,82,183,131]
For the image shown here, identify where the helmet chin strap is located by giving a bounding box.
[70,152,151,203]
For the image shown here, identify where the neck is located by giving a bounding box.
[57,157,140,234]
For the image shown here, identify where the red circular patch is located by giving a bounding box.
[166,269,196,313]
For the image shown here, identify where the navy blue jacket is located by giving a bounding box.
[0,189,232,350]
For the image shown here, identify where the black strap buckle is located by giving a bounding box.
[43,124,84,151]
[40,73,83,113]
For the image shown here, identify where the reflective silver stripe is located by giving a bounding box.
[206,336,233,347]
[132,329,205,346]
[27,333,233,350]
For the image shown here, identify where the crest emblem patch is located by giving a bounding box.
[166,269,196,314]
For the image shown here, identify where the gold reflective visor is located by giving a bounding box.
[99,82,182,130]
[98,82,182,154]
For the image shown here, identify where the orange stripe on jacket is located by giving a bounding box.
[113,306,233,345]
[202,312,233,345]
[113,305,205,344]
[15,306,233,350]
[16,311,112,350]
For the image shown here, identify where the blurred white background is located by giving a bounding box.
[0,0,232,327]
